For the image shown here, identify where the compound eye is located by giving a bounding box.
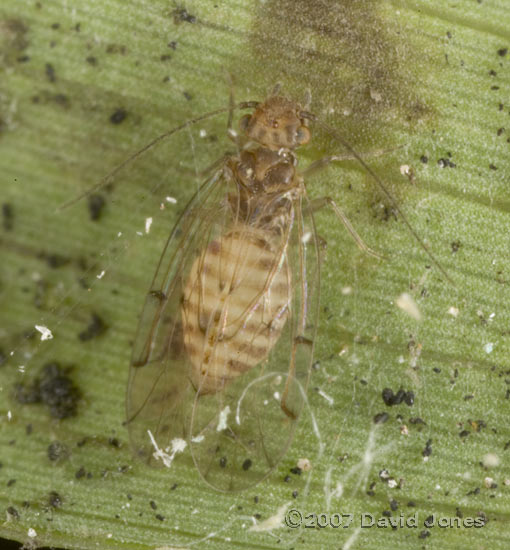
[296,126,310,145]
[239,114,252,133]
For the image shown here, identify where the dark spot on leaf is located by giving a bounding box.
[48,490,63,508]
[78,313,107,341]
[7,506,19,519]
[422,439,432,457]
[172,7,197,24]
[110,108,127,124]
[14,362,80,419]
[373,412,389,424]
[45,62,56,82]
[88,194,105,220]
[2,203,14,230]
[47,441,69,462]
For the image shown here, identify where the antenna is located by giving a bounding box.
[57,104,251,212]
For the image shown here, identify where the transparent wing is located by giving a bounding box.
[189,192,321,492]
[126,167,233,464]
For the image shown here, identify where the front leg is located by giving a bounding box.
[301,145,404,179]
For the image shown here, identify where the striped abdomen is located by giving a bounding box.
[182,226,290,395]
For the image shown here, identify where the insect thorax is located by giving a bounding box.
[225,145,301,228]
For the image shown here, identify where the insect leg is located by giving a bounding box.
[309,197,383,259]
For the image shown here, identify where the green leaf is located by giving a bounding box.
[1,1,509,549]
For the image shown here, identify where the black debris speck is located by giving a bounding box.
[170,483,178,490]
[292,490,298,498]
[75,466,86,479]
[242,458,252,471]
[168,41,177,49]
[47,441,69,462]
[382,387,394,406]
[15,362,80,419]
[497,47,508,57]
[424,515,434,527]
[45,62,56,82]
[7,479,16,487]
[7,506,19,519]
[390,499,398,511]
[79,312,107,341]
[86,56,97,66]
[459,430,470,438]
[422,439,432,457]
[407,500,416,507]
[109,437,120,448]
[172,7,196,24]
[438,157,456,168]
[51,22,60,30]
[25,424,32,435]
[46,253,70,269]
[48,491,62,508]
[155,513,165,521]
[87,194,105,221]
[110,108,127,124]
[393,389,406,405]
[2,203,14,231]
[219,456,227,468]
[373,412,389,424]
[489,163,498,170]
[290,466,302,475]
[404,391,415,406]
[419,530,431,539]
[419,155,428,164]
[283,475,291,483]
[150,500,157,510]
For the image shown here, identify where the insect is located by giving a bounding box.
[117,90,449,492]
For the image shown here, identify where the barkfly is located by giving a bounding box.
[66,87,450,492]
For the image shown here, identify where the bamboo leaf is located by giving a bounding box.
[1,1,509,549]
